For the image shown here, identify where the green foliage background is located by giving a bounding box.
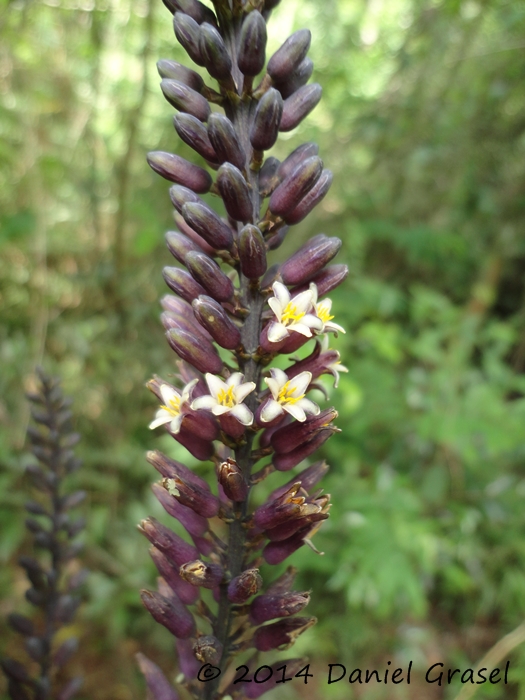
[2,0,525,697]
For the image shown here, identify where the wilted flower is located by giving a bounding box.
[191,372,255,426]
[261,368,319,423]
[267,281,322,343]
[149,379,198,434]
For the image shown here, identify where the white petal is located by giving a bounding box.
[205,373,228,400]
[265,378,280,398]
[272,281,290,309]
[211,405,230,416]
[270,368,288,386]
[318,298,332,314]
[191,395,218,411]
[283,403,307,422]
[288,322,313,337]
[309,282,319,305]
[302,314,324,331]
[267,321,289,343]
[268,297,283,320]
[260,399,284,423]
[234,381,256,404]
[292,289,315,314]
[295,397,320,416]
[289,371,312,397]
[159,384,180,405]
[181,378,199,403]
[169,414,184,434]
[226,372,245,388]
[149,410,174,430]
[230,403,254,426]
[325,321,346,335]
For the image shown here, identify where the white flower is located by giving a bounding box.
[191,372,255,426]
[311,285,345,335]
[267,281,323,344]
[260,368,320,423]
[149,379,198,434]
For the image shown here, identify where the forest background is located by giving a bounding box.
[1,0,525,698]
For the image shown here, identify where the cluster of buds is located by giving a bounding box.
[2,369,86,700]
[139,0,347,698]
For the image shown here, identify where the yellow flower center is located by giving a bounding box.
[277,380,304,405]
[160,395,181,417]
[217,385,236,408]
[281,302,305,327]
[317,302,334,324]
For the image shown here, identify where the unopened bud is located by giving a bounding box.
[163,266,207,303]
[249,591,310,625]
[269,155,323,217]
[258,156,281,198]
[253,616,316,651]
[274,429,334,471]
[217,163,252,223]
[200,23,232,81]
[277,142,319,181]
[270,461,329,500]
[163,475,220,519]
[280,234,341,285]
[157,59,204,92]
[192,296,241,349]
[292,263,348,297]
[182,201,234,250]
[263,525,313,565]
[173,113,219,165]
[207,113,245,170]
[266,225,289,251]
[166,328,223,374]
[272,408,338,454]
[176,638,200,680]
[7,613,34,637]
[169,184,201,214]
[150,548,199,605]
[179,559,223,588]
[275,57,313,99]
[193,636,223,665]
[165,230,205,264]
[163,0,216,24]
[140,589,195,639]
[152,482,208,538]
[284,168,333,224]
[161,79,210,122]
[136,652,180,700]
[173,13,204,66]
[280,83,322,132]
[238,10,267,76]
[173,212,217,256]
[227,568,262,603]
[267,29,311,83]
[147,151,211,193]
[217,459,248,501]
[185,251,234,302]
[147,450,209,490]
[139,517,199,566]
[239,224,267,279]
[250,88,283,152]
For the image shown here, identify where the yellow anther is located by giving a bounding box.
[160,396,181,417]
[317,302,334,324]
[281,302,305,326]
[217,386,236,408]
[277,380,304,406]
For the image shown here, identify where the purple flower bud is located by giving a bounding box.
[175,426,216,461]
[161,310,212,345]
[164,0,216,24]
[285,168,333,224]
[163,266,207,304]
[267,29,311,83]
[253,484,304,531]
[1,659,30,683]
[136,652,180,700]
[217,459,248,502]
[253,616,316,651]
[275,57,314,99]
[269,155,323,218]
[249,591,310,625]
[173,113,219,165]
[271,408,338,454]
[270,461,329,500]
[280,83,322,132]
[152,483,208,538]
[162,476,220,519]
[291,262,348,296]
[266,566,297,594]
[150,548,200,605]
[182,201,234,250]
[191,534,216,556]
[250,88,283,151]
[263,525,312,565]
[157,59,204,92]
[266,224,289,251]
[176,638,200,680]
[7,613,34,637]
[139,517,199,566]
[277,141,319,181]
[179,559,223,588]
[199,23,232,81]
[280,234,341,285]
[192,296,241,349]
[238,10,267,76]
[179,409,220,441]
[185,251,234,302]
[217,163,253,223]
[146,450,210,491]
[207,113,245,170]
[173,212,217,256]
[165,230,205,265]
[166,328,223,374]
[140,589,196,639]
[227,568,262,603]
[161,79,210,121]
[273,428,335,471]
[147,151,211,193]
[169,184,201,214]
[193,635,223,665]
[239,224,267,279]
[259,156,281,197]
[219,413,248,438]
[173,13,204,66]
